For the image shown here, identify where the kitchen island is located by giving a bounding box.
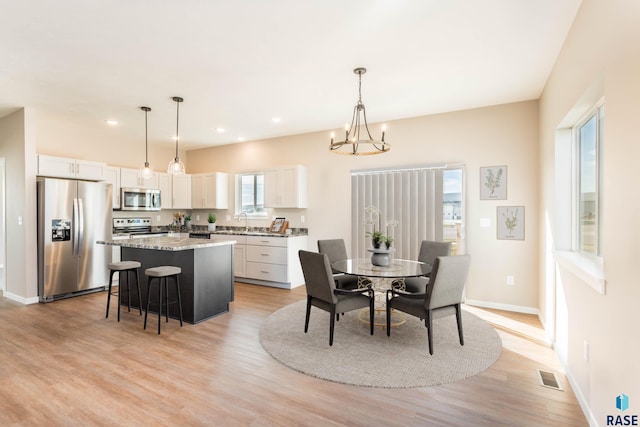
[98,236,235,324]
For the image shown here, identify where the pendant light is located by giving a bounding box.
[329,67,390,155]
[167,96,186,175]
[139,106,153,179]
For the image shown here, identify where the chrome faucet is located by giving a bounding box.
[237,212,249,232]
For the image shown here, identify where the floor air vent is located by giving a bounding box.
[537,369,563,391]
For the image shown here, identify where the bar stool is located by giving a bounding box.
[144,266,184,334]
[106,261,142,321]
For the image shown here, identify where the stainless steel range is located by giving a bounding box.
[113,217,168,238]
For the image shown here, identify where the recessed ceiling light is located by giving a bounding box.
[215,127,225,133]
[271,117,281,123]
[237,137,245,142]
[105,119,118,126]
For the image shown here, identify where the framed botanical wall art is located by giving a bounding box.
[497,206,524,240]
[480,165,507,200]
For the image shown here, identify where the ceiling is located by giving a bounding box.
[0,0,581,151]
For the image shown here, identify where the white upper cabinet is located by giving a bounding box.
[104,166,121,209]
[38,154,106,181]
[191,172,228,209]
[157,173,172,210]
[120,167,158,189]
[158,173,191,209]
[171,174,192,209]
[264,165,307,208]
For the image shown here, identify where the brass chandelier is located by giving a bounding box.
[330,67,390,155]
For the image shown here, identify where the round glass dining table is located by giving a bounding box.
[331,258,431,328]
[331,258,431,279]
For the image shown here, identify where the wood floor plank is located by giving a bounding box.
[0,283,587,426]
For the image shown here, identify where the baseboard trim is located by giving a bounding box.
[464,299,538,315]
[235,278,304,289]
[4,292,39,305]
[565,369,598,427]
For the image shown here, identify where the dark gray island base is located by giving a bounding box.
[98,236,236,324]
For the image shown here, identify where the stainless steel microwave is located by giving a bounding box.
[120,188,161,211]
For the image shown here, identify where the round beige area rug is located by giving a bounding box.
[259,300,502,388]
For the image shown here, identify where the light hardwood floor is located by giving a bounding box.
[0,283,587,426]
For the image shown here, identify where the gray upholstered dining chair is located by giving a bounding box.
[386,254,471,355]
[298,250,374,346]
[317,239,359,290]
[400,240,452,293]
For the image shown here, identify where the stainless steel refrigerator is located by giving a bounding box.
[37,177,113,302]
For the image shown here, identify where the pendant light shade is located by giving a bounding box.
[330,67,390,155]
[167,96,186,175]
[139,106,153,179]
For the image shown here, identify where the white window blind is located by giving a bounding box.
[351,167,445,260]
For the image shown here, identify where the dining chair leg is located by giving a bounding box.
[329,305,336,346]
[369,295,374,336]
[455,303,464,346]
[304,296,312,333]
[426,310,434,355]
[386,293,392,336]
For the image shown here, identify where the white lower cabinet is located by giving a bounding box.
[207,234,307,288]
[208,235,247,278]
[243,235,307,289]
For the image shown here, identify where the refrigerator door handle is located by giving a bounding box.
[78,198,84,255]
[73,198,80,257]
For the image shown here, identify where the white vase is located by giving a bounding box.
[207,223,216,231]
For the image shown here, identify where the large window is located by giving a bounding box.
[235,172,265,216]
[351,165,465,260]
[574,104,603,256]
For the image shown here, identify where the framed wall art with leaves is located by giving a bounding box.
[497,206,524,240]
[480,165,507,200]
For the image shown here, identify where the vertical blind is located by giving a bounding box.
[351,167,444,260]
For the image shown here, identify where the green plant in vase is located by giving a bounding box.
[207,213,217,231]
[366,230,384,249]
[383,235,393,250]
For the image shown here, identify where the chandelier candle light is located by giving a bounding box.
[330,67,390,155]
[167,96,186,175]
[139,106,153,179]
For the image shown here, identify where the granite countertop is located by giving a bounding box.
[97,236,237,251]
[162,225,308,238]
[206,230,306,238]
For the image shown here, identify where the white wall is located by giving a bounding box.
[187,100,540,311]
[0,108,38,302]
[0,157,5,293]
[539,0,640,424]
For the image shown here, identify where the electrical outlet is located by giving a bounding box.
[226,215,231,221]
[584,340,589,361]
[506,275,514,286]
[196,215,200,221]
[156,215,161,221]
[301,215,305,223]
